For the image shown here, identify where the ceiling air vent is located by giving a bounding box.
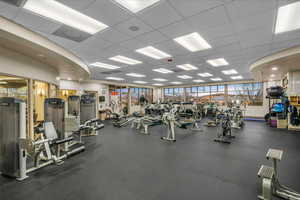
[52,25,92,42]
[171,68,184,73]
[0,0,26,7]
[100,70,122,75]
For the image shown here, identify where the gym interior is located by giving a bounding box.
[0,1,300,200]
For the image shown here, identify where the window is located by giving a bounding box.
[164,82,263,106]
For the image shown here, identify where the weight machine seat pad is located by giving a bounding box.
[54,137,74,145]
[266,149,283,161]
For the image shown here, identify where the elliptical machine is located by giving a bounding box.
[214,110,235,144]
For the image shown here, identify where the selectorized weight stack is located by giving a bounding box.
[68,95,80,117]
[44,98,65,139]
[0,97,27,180]
[80,94,96,124]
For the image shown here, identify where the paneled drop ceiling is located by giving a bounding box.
[0,0,299,86]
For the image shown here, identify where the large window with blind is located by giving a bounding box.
[227,82,263,106]
[164,82,263,106]
[131,88,153,105]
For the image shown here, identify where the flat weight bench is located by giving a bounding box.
[257,148,300,200]
[258,165,274,200]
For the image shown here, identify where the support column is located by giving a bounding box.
[225,84,228,106]
[27,79,34,140]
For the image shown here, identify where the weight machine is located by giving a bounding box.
[0,97,84,181]
[258,149,300,200]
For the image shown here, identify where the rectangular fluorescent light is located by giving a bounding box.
[109,55,142,65]
[152,68,174,74]
[153,83,164,86]
[113,0,160,13]
[210,77,222,81]
[275,1,300,34]
[134,81,148,84]
[176,64,198,71]
[126,73,146,77]
[206,58,229,67]
[106,77,124,81]
[136,46,171,59]
[193,79,204,83]
[153,78,168,82]
[171,82,182,85]
[222,69,238,75]
[23,0,108,35]
[177,75,192,79]
[173,32,211,52]
[90,62,120,69]
[198,73,213,77]
[231,75,243,80]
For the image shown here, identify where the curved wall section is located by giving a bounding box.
[0,45,58,84]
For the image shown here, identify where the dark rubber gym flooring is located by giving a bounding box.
[1,120,300,200]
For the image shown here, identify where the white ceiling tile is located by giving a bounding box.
[120,38,145,50]
[158,20,194,39]
[135,30,168,45]
[209,35,238,48]
[225,0,277,19]
[231,10,276,32]
[99,28,131,44]
[187,6,230,30]
[83,1,132,26]
[168,0,224,17]
[14,10,62,34]
[238,27,273,49]
[114,17,153,37]
[138,1,183,29]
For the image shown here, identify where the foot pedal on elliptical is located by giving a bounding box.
[258,165,274,179]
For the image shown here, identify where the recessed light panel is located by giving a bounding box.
[231,76,243,80]
[177,75,192,79]
[176,64,198,71]
[90,62,120,69]
[171,82,182,85]
[222,69,238,75]
[153,83,164,86]
[193,79,204,83]
[106,77,124,81]
[113,0,160,13]
[272,67,278,71]
[109,55,142,65]
[134,81,148,84]
[210,77,222,81]
[207,58,229,67]
[153,78,168,82]
[136,46,171,59]
[275,1,300,34]
[152,68,174,74]
[126,73,146,77]
[174,32,211,52]
[198,73,213,77]
[23,0,108,35]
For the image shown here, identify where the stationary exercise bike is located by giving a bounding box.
[258,149,300,200]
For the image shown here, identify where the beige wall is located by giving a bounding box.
[0,46,58,84]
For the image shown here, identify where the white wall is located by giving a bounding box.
[287,71,300,96]
[59,80,109,110]
[0,46,58,84]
